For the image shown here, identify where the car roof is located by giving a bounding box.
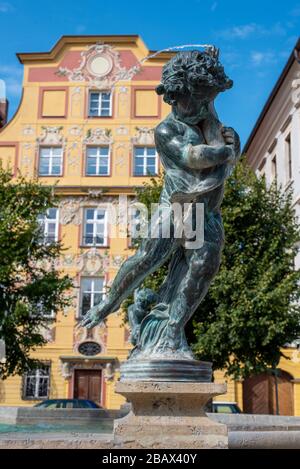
[41,398,97,403]
[213,401,238,405]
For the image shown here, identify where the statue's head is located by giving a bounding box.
[135,288,158,309]
[156,47,232,125]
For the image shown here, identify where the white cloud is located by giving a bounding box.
[221,51,241,69]
[0,65,22,76]
[216,22,286,40]
[6,79,22,96]
[0,64,23,98]
[218,23,257,39]
[250,51,277,67]
[0,2,14,13]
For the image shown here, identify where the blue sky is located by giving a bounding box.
[0,0,300,145]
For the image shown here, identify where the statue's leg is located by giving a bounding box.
[99,235,176,315]
[166,240,222,345]
[81,205,178,328]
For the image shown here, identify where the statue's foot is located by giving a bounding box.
[80,301,109,329]
[156,322,193,358]
[157,335,179,355]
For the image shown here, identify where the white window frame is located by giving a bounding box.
[39,146,63,176]
[79,277,106,318]
[38,208,59,244]
[133,146,158,176]
[285,132,292,182]
[86,145,110,176]
[271,153,277,182]
[88,91,112,117]
[83,208,108,246]
[23,366,50,400]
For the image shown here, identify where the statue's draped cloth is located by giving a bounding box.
[130,154,230,359]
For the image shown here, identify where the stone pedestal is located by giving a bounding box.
[114,381,228,449]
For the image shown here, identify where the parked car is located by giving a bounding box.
[34,399,102,409]
[212,401,242,414]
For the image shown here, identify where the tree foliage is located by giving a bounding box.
[128,161,300,379]
[0,167,72,379]
[122,175,167,319]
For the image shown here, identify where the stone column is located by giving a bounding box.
[113,381,228,449]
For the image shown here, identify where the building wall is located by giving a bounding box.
[245,59,300,268]
[243,52,300,415]
[0,36,172,409]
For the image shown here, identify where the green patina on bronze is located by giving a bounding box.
[82,48,240,364]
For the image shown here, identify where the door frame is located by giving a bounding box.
[69,366,106,407]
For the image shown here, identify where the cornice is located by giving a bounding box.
[17,35,174,64]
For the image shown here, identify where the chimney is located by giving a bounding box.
[0,80,8,128]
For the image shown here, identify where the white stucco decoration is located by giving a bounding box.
[87,54,113,77]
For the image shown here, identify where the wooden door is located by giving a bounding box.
[269,370,294,416]
[243,372,270,414]
[74,370,102,404]
[243,370,293,415]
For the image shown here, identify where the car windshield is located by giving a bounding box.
[35,401,58,408]
[213,403,241,414]
[215,405,234,413]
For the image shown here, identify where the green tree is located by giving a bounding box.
[122,174,167,318]
[0,167,72,379]
[126,160,300,380]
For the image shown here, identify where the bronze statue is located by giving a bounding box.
[82,48,240,368]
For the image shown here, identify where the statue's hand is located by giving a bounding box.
[222,126,240,158]
[80,301,108,329]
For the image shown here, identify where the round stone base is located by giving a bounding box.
[120,359,212,382]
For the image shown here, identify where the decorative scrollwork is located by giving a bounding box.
[56,43,140,89]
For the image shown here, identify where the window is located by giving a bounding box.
[78,341,102,356]
[37,208,59,244]
[39,147,63,176]
[285,134,292,180]
[133,147,158,176]
[271,155,277,181]
[32,302,55,319]
[83,208,108,246]
[257,159,266,178]
[89,91,112,117]
[80,277,105,317]
[86,146,110,176]
[23,366,50,399]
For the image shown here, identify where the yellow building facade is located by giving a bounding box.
[0,35,300,415]
[0,35,173,409]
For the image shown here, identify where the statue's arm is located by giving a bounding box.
[202,109,241,161]
[185,141,234,169]
[155,122,236,170]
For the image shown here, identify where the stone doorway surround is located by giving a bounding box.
[59,355,118,408]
